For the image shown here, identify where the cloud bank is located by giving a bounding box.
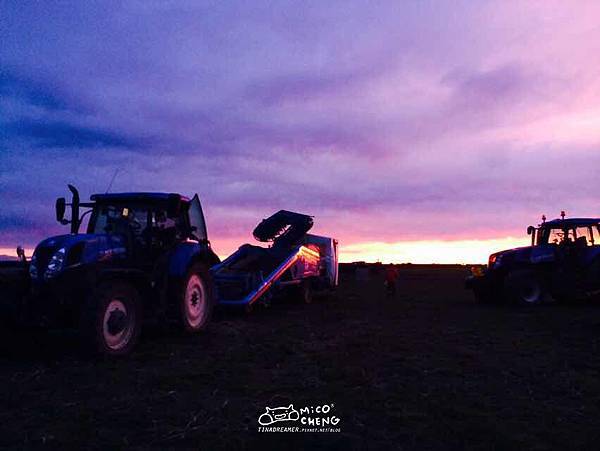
[1,0,600,260]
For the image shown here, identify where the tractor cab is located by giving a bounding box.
[531,218,600,248]
[40,186,211,275]
[525,215,600,267]
[85,193,207,261]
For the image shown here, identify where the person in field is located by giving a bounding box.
[384,264,399,296]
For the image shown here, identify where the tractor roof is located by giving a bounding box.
[543,218,600,227]
[90,192,189,204]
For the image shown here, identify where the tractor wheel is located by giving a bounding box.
[504,269,546,306]
[179,262,214,333]
[586,258,600,298]
[472,282,502,305]
[80,281,142,357]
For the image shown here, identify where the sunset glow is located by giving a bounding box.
[2,237,529,265]
[339,237,528,265]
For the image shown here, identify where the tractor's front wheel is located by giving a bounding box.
[178,263,214,333]
[80,281,142,357]
[504,269,547,306]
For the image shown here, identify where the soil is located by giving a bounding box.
[2,265,600,450]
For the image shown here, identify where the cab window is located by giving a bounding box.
[574,227,594,246]
[592,226,600,245]
[90,205,149,238]
[546,228,572,245]
[188,194,208,241]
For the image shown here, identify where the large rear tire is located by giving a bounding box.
[179,262,214,333]
[80,281,142,357]
[504,269,546,306]
[586,258,600,297]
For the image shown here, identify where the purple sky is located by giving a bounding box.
[2,1,600,261]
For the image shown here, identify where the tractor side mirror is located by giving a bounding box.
[56,198,67,224]
[67,184,80,234]
[527,225,536,246]
[16,246,26,262]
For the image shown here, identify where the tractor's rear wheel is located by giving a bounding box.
[179,263,214,333]
[586,258,600,298]
[504,269,546,306]
[80,281,142,357]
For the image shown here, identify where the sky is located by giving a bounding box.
[1,0,600,263]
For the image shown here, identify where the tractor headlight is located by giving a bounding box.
[29,254,38,279]
[488,253,503,268]
[45,248,66,279]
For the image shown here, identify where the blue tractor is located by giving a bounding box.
[11,185,220,356]
[466,213,600,305]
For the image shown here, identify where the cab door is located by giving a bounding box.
[577,225,600,292]
[573,226,597,265]
[188,194,208,242]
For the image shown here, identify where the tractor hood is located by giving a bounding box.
[489,245,556,270]
[30,233,127,281]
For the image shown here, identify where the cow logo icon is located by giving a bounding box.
[258,404,300,426]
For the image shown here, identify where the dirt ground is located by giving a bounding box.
[2,265,600,450]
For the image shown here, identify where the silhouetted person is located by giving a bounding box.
[384,265,399,297]
[16,246,26,263]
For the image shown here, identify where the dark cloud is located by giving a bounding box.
[0,214,34,232]
[0,69,67,111]
[2,120,141,149]
[0,67,149,151]
[0,67,86,113]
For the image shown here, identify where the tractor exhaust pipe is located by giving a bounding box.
[55,184,81,234]
[68,184,80,234]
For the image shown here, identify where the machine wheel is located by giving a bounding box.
[299,280,313,304]
[179,262,214,333]
[504,269,546,306]
[80,281,142,357]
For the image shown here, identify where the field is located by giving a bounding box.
[2,265,600,450]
